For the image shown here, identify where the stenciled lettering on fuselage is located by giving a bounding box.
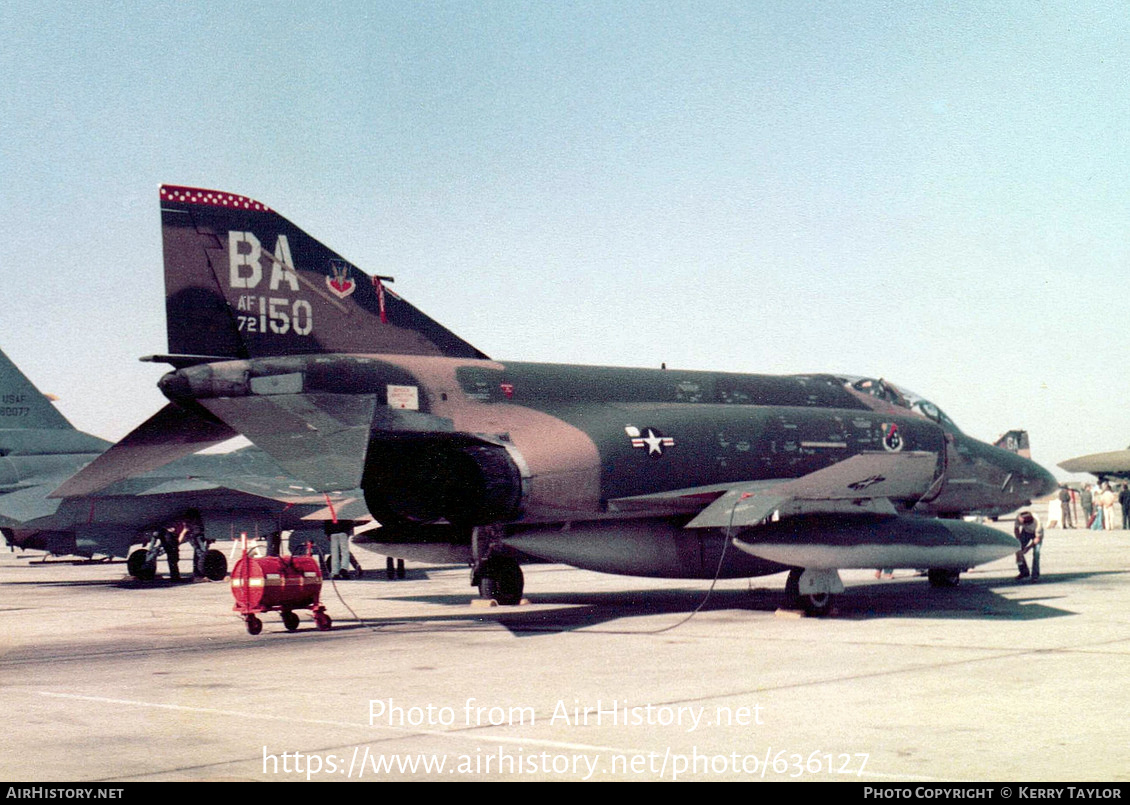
[625,426,675,457]
[228,230,314,336]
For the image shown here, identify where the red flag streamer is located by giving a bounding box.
[323,493,338,524]
[373,276,388,323]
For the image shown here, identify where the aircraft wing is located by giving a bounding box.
[1058,450,1130,478]
[0,479,68,526]
[53,457,369,525]
[121,470,369,520]
[187,473,368,515]
[609,451,941,529]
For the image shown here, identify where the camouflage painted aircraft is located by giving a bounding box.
[0,345,368,578]
[1058,449,1130,482]
[55,185,1058,613]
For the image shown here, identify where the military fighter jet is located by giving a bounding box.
[54,185,1058,613]
[993,430,1031,459]
[1058,449,1130,482]
[0,345,369,579]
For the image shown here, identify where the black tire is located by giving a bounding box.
[801,592,835,617]
[246,615,263,635]
[396,558,406,579]
[927,569,961,588]
[785,569,834,616]
[479,575,501,600]
[314,612,333,631]
[199,550,228,581]
[281,610,300,632]
[479,557,523,605]
[128,549,156,581]
[386,557,396,580]
[784,568,803,598]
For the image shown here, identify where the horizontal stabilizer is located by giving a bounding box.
[50,403,237,498]
[198,393,377,492]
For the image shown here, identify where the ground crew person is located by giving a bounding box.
[1014,510,1043,581]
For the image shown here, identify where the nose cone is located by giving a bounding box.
[1031,460,1059,499]
[1035,461,1057,499]
[1001,448,1059,502]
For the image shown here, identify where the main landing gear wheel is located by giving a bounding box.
[314,612,333,631]
[927,569,961,588]
[127,549,156,581]
[197,549,228,581]
[478,557,524,605]
[281,610,300,632]
[785,568,836,617]
[246,614,263,636]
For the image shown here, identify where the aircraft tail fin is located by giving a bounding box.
[0,348,109,455]
[994,429,1031,459]
[159,185,488,363]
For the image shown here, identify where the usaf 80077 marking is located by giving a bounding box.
[55,185,1057,614]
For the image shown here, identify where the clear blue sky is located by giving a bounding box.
[2,1,1127,479]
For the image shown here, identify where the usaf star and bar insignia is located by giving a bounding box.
[625,425,675,457]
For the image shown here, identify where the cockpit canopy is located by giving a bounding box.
[840,376,960,433]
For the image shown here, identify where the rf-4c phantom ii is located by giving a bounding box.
[54,185,1058,614]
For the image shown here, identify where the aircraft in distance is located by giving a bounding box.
[0,346,369,579]
[1058,449,1130,482]
[54,185,1058,613]
[993,430,1031,459]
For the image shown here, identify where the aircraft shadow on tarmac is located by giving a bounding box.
[319,571,1110,637]
[6,565,1109,637]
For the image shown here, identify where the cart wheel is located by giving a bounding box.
[314,612,333,631]
[246,614,263,636]
[281,610,300,632]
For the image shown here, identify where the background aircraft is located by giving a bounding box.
[1058,449,1130,482]
[993,429,1031,459]
[57,185,1057,613]
[0,345,369,578]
